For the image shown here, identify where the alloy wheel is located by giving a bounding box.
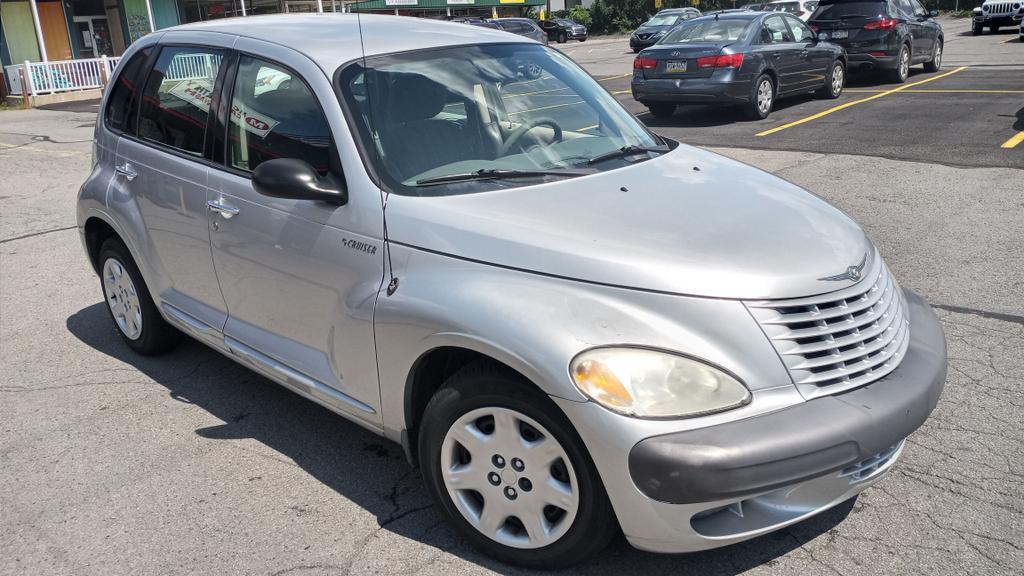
[933,43,942,69]
[899,48,909,81]
[831,64,844,96]
[102,257,143,340]
[440,406,580,549]
[757,79,773,116]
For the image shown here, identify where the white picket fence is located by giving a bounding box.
[4,56,121,96]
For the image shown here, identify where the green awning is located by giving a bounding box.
[350,0,544,10]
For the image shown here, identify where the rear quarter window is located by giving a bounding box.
[104,47,152,134]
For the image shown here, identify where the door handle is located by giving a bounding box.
[115,163,137,181]
[207,199,240,219]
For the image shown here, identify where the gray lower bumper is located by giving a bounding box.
[628,289,946,505]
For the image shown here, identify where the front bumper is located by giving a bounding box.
[974,14,1024,26]
[555,289,946,553]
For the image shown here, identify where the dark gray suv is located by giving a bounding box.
[491,17,549,44]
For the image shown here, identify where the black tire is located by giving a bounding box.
[923,39,942,73]
[744,73,775,120]
[579,37,587,42]
[97,238,180,355]
[558,31,567,44]
[990,26,999,33]
[632,46,641,53]
[646,102,676,118]
[816,61,845,99]
[418,362,618,569]
[889,44,910,83]
[972,22,983,35]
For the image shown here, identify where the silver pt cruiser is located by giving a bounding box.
[76,14,947,567]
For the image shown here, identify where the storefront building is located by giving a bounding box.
[346,0,544,19]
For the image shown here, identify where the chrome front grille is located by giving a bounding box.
[745,256,910,399]
[987,2,1013,14]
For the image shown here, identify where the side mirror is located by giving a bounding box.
[252,158,347,205]
[929,9,939,17]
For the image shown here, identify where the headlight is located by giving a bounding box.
[653,30,666,38]
[570,348,751,418]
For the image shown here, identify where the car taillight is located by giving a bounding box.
[696,53,745,69]
[864,18,899,30]
[633,56,657,70]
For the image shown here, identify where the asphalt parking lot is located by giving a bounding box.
[2,15,1023,576]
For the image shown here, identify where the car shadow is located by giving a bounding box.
[642,92,820,129]
[67,301,857,574]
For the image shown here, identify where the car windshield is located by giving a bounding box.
[338,43,661,196]
[810,1,887,19]
[662,18,752,43]
[645,14,682,26]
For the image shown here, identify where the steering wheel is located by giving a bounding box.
[498,117,564,156]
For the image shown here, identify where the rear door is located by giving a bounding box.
[113,36,230,340]
[762,15,804,94]
[896,0,928,59]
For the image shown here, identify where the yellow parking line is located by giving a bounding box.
[845,88,1024,94]
[1001,131,1024,149]
[611,89,631,95]
[508,101,585,115]
[578,124,599,131]
[597,73,632,83]
[756,66,968,137]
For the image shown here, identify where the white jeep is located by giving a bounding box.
[972,0,1024,34]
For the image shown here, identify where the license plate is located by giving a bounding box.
[830,30,849,39]
[665,60,688,73]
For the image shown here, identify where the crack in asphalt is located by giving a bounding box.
[0,225,78,244]
[933,303,1024,326]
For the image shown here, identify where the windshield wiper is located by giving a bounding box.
[415,168,591,186]
[586,144,670,166]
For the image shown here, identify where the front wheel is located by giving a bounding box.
[816,61,845,99]
[990,26,1000,33]
[890,45,910,83]
[558,32,567,44]
[646,102,676,118]
[418,362,618,568]
[744,74,775,120]
[923,40,942,73]
[972,21,983,35]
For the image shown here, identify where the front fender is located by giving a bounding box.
[373,244,794,441]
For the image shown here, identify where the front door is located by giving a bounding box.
[116,44,229,337]
[207,50,385,424]
[786,15,832,89]
[762,15,803,95]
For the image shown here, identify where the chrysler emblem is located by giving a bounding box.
[819,253,868,282]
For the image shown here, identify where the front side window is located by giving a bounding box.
[339,43,661,196]
[104,47,152,134]
[787,16,816,42]
[663,18,753,43]
[227,56,332,175]
[137,46,224,156]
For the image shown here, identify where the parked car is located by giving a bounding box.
[491,17,549,44]
[540,18,588,43]
[630,8,703,52]
[451,16,501,29]
[80,13,946,568]
[809,0,943,83]
[764,0,820,20]
[972,0,1024,35]
[632,12,847,119]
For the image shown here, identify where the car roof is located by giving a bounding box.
[687,12,763,21]
[166,14,525,73]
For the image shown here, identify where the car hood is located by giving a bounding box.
[384,144,873,300]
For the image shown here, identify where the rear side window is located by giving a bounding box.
[104,47,152,134]
[137,46,225,156]
[227,56,333,175]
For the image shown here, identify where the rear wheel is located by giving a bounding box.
[816,61,845,99]
[923,40,942,73]
[889,45,910,83]
[744,74,774,120]
[646,102,676,118]
[558,31,567,44]
[418,362,618,568]
[98,238,179,355]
